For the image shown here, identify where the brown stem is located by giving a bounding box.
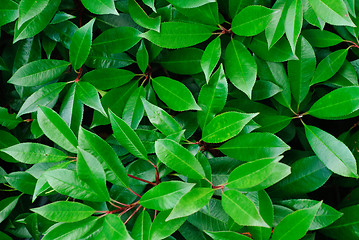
[124,205,142,224]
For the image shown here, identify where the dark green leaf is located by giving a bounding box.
[136,41,149,73]
[75,82,107,117]
[80,0,118,15]
[0,196,20,224]
[0,107,22,129]
[0,0,18,27]
[131,210,151,240]
[302,29,343,47]
[128,0,161,32]
[5,171,36,195]
[82,68,135,90]
[122,86,145,129]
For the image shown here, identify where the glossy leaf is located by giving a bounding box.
[201,37,221,83]
[98,214,133,240]
[265,0,288,48]
[225,39,257,98]
[202,112,257,143]
[285,0,303,53]
[122,86,145,129]
[205,231,252,240]
[31,201,95,223]
[140,181,195,211]
[136,41,149,73]
[82,68,135,90]
[232,5,275,36]
[304,124,358,178]
[8,59,69,87]
[302,29,343,47]
[69,18,95,70]
[149,210,186,240]
[0,0,18,27]
[128,0,161,32]
[131,210,151,240]
[166,0,215,8]
[0,107,22,130]
[0,196,20,224]
[80,0,118,15]
[152,76,201,111]
[155,139,206,179]
[75,82,107,117]
[5,171,36,195]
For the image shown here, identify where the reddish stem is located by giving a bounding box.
[128,187,142,198]
[111,198,130,207]
[124,205,142,224]
[74,66,83,82]
[127,174,156,186]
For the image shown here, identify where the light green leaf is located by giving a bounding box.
[265,0,288,48]
[109,110,148,160]
[201,37,221,83]
[140,22,215,49]
[140,181,195,211]
[18,0,48,27]
[80,0,118,15]
[31,201,95,223]
[128,0,161,32]
[232,5,276,37]
[152,76,201,111]
[202,112,258,143]
[222,190,269,227]
[18,82,66,117]
[155,139,206,179]
[0,196,20,224]
[167,188,214,221]
[285,0,303,53]
[8,59,69,87]
[0,0,18,27]
[205,231,252,240]
[122,86,145,129]
[82,68,135,90]
[99,214,133,240]
[75,82,107,117]
[304,124,358,178]
[302,29,343,47]
[69,18,95,70]
[166,0,215,8]
[131,210,151,240]
[149,210,186,240]
[5,171,36,195]
[225,39,257,98]
[1,143,66,164]
[219,132,290,162]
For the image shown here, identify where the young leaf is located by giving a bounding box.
[149,210,186,240]
[284,0,303,53]
[1,143,67,164]
[128,0,161,32]
[310,49,348,85]
[17,82,67,117]
[202,112,257,143]
[37,106,78,153]
[219,132,290,162]
[304,124,358,178]
[109,110,148,160]
[75,82,107,117]
[69,18,95,70]
[77,147,110,202]
[166,188,215,221]
[80,0,118,15]
[31,201,95,223]
[201,37,221,83]
[140,181,195,211]
[140,22,215,49]
[271,202,321,240]
[82,68,135,90]
[222,190,269,227]
[155,139,206,179]
[8,59,69,86]
[0,0,18,27]
[131,210,151,240]
[232,5,276,36]
[151,76,201,111]
[308,86,359,119]
[136,41,149,73]
[79,127,129,187]
[142,98,182,136]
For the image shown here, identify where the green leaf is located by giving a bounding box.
[17,82,67,117]
[155,139,206,179]
[122,86,145,129]
[265,0,288,48]
[232,5,276,37]
[131,210,151,240]
[152,76,201,111]
[308,86,359,119]
[175,2,219,26]
[166,0,215,8]
[271,202,321,240]
[198,65,228,129]
[140,22,215,49]
[310,49,348,85]
[8,59,69,87]
[302,29,343,47]
[284,0,303,53]
[45,169,108,202]
[14,0,60,43]
[140,181,195,211]
[37,105,78,153]
[201,37,221,83]
[205,231,252,240]
[80,0,118,15]
[18,0,49,27]
[82,68,135,90]
[0,196,20,224]
[288,36,316,105]
[167,188,215,221]
[149,210,186,240]
[31,201,95,223]
[128,0,161,32]
[5,171,36,195]
[79,127,129,187]
[142,98,182,136]
[227,157,278,190]
[75,82,107,117]
[98,214,133,240]
[109,110,148,160]
[307,0,355,27]
[252,80,283,101]
[303,0,325,29]
[219,132,290,162]
[158,48,203,75]
[92,27,141,54]
[0,0,18,27]
[136,41,149,73]
[222,190,269,227]
[77,147,110,201]
[304,124,358,178]
[1,143,67,164]
[143,0,156,12]
[69,18,95,70]
[0,107,22,130]
[225,39,257,98]
[202,112,257,143]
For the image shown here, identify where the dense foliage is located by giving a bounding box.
[2,0,359,239]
